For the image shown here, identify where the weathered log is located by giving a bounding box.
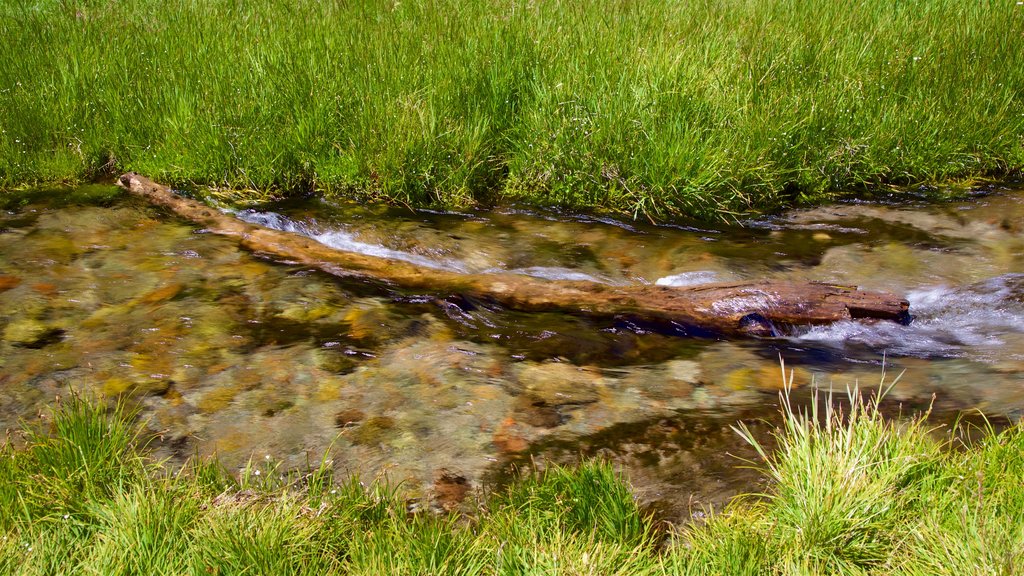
[117,173,910,337]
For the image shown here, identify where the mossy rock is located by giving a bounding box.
[334,408,366,428]
[196,384,244,413]
[3,319,64,348]
[313,348,359,373]
[101,376,173,397]
[342,299,408,344]
[276,299,338,322]
[350,416,397,446]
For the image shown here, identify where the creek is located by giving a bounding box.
[1,183,1023,520]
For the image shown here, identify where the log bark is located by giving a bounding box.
[117,173,910,337]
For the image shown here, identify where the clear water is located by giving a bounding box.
[1,183,1023,520]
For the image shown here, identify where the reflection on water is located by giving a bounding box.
[1,183,1023,521]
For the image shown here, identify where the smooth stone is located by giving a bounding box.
[276,300,337,322]
[101,376,173,397]
[518,362,602,406]
[334,408,366,428]
[3,319,63,348]
[343,299,406,343]
[430,470,471,513]
[512,394,564,428]
[313,348,359,373]
[492,417,529,453]
[195,384,245,413]
[664,359,702,384]
[0,275,22,291]
[136,283,183,305]
[350,416,397,446]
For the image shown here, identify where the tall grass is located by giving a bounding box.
[731,370,943,573]
[1,0,1022,219]
[2,384,1023,574]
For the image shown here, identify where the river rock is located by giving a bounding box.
[492,417,530,453]
[136,283,183,305]
[512,394,564,428]
[430,470,471,513]
[3,319,63,348]
[313,348,359,373]
[619,359,701,403]
[664,359,701,386]
[698,343,809,392]
[275,298,338,323]
[195,383,246,413]
[101,375,173,397]
[334,408,365,428]
[720,364,811,391]
[350,416,398,446]
[0,274,21,291]
[517,361,602,406]
[342,299,407,344]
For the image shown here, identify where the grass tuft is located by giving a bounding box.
[0,394,145,527]
[734,368,943,572]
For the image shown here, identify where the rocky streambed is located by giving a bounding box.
[1,183,1023,520]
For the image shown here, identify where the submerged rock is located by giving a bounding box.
[342,299,408,344]
[312,347,360,374]
[350,415,397,446]
[334,408,365,428]
[3,319,63,348]
[512,394,565,428]
[518,362,602,406]
[430,470,471,513]
[101,376,174,398]
[492,417,530,453]
[0,274,21,292]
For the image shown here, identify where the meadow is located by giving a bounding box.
[1,0,1022,219]
[2,381,1022,575]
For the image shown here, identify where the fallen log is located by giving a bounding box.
[117,173,910,337]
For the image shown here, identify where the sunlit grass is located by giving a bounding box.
[1,0,1022,219]
[732,368,943,573]
[2,382,1023,574]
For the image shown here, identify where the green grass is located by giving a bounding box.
[2,384,1024,574]
[1,0,1022,219]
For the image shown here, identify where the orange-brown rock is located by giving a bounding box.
[118,173,910,337]
[0,275,21,292]
[31,282,58,295]
[431,470,471,512]
[492,417,529,453]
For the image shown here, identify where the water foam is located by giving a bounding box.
[797,274,1024,358]
[236,209,625,282]
[504,266,609,283]
[234,209,469,272]
[655,271,723,287]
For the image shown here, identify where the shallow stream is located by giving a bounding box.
[1,184,1023,520]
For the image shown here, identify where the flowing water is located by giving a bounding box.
[1,183,1023,520]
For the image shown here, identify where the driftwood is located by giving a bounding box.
[117,173,910,337]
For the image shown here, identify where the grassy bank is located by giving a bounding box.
[2,387,1022,575]
[1,1,1023,219]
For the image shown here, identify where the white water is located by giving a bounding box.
[502,266,610,283]
[235,210,615,283]
[234,210,1024,361]
[797,274,1024,358]
[655,270,729,284]
[655,271,724,287]
[234,210,470,272]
